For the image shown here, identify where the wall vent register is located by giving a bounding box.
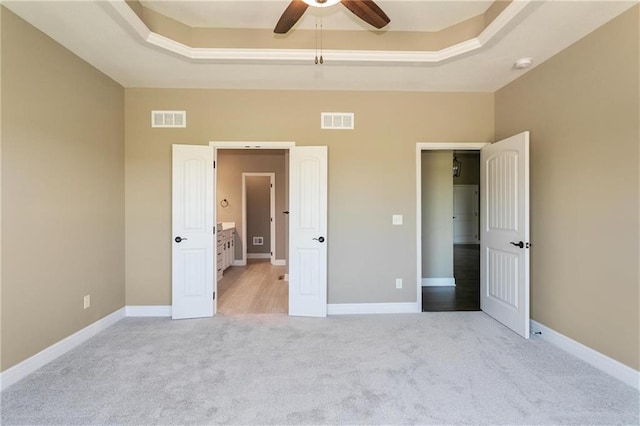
[321,112,354,130]
[152,110,186,128]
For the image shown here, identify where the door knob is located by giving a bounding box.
[312,236,325,243]
[175,236,188,243]
[510,241,524,249]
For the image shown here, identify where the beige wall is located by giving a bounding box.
[421,151,454,279]
[495,6,640,370]
[216,150,286,260]
[124,89,493,305]
[1,9,125,371]
[246,176,271,255]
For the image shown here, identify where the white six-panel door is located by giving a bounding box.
[480,132,530,338]
[172,145,215,320]
[288,146,328,317]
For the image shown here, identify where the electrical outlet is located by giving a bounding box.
[392,215,403,225]
[395,278,403,289]
[83,295,91,310]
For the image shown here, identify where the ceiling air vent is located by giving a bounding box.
[321,112,354,130]
[151,110,186,128]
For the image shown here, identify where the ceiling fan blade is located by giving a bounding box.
[340,0,390,29]
[274,0,310,34]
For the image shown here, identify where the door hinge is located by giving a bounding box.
[270,251,273,256]
[213,292,216,300]
[213,161,216,168]
[213,226,216,235]
[270,183,273,188]
[270,217,273,222]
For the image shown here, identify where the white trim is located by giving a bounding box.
[232,259,246,266]
[106,0,533,66]
[416,142,489,310]
[272,259,287,266]
[209,141,295,149]
[531,320,640,390]
[422,277,456,287]
[125,305,172,317]
[0,308,125,391]
[247,253,271,259]
[328,303,421,315]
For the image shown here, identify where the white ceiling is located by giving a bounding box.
[3,1,636,92]
[139,0,495,32]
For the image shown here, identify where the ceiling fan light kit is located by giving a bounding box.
[302,0,341,7]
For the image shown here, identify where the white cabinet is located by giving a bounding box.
[216,226,235,280]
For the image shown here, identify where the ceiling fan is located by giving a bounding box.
[274,0,390,34]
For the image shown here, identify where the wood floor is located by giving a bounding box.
[217,259,288,315]
[422,244,480,311]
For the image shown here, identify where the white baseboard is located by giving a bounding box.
[247,253,270,259]
[422,277,456,287]
[328,302,421,315]
[272,259,286,266]
[125,305,172,317]
[284,273,289,281]
[530,320,639,390]
[0,307,125,391]
[232,259,246,266]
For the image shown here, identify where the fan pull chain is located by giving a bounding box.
[314,21,318,64]
[319,18,324,64]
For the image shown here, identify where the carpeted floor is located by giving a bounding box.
[1,313,638,425]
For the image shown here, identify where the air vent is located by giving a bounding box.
[151,110,186,128]
[321,112,354,130]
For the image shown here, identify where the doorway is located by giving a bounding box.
[243,173,276,264]
[416,144,486,312]
[215,150,287,315]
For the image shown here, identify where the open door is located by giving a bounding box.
[288,146,328,317]
[480,132,530,338]
[172,144,215,319]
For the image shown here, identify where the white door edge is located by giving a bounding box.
[415,142,489,308]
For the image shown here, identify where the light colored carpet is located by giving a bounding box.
[1,312,638,425]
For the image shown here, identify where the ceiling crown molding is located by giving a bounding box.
[105,0,533,66]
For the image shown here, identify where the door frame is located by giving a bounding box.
[210,141,294,314]
[242,172,276,265]
[415,142,489,307]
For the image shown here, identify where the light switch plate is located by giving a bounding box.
[392,214,403,225]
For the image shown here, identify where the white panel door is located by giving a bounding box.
[480,132,530,338]
[453,185,479,243]
[172,144,215,320]
[289,146,328,317]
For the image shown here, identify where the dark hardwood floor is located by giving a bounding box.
[422,244,480,311]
